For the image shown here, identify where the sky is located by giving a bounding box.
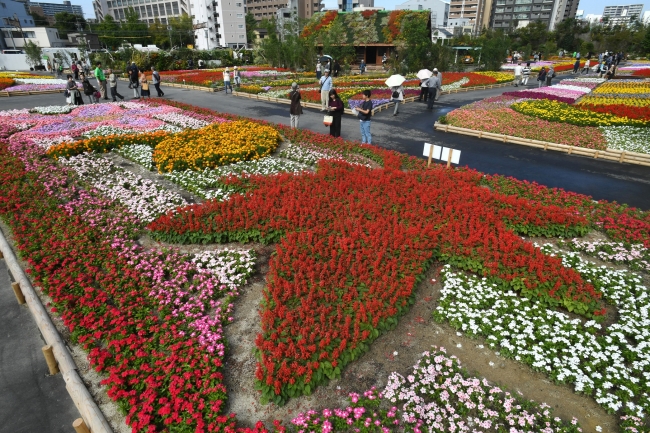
[69,0,650,21]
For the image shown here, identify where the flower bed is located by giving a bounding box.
[158,67,291,87]
[152,120,281,172]
[503,84,592,104]
[0,77,14,90]
[435,245,650,418]
[578,95,650,107]
[511,99,649,127]
[592,81,650,95]
[1,98,650,432]
[443,97,607,149]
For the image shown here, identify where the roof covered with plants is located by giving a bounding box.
[301,10,431,45]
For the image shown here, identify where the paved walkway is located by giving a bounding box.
[0,243,79,433]
[3,79,650,210]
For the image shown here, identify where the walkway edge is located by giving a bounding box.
[434,123,650,167]
[0,228,114,433]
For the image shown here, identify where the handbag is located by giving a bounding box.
[66,96,72,104]
[392,90,399,99]
[323,115,333,126]
[142,82,149,91]
[94,91,101,99]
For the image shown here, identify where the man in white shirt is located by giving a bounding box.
[513,62,523,87]
[319,70,333,111]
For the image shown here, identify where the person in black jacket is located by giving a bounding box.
[327,89,344,137]
[289,82,303,129]
[80,72,98,104]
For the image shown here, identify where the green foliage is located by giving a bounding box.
[53,11,86,39]
[258,17,317,69]
[95,15,121,50]
[122,7,150,46]
[477,29,510,71]
[23,40,43,68]
[245,13,257,45]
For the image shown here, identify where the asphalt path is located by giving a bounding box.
[0,253,79,433]
[3,78,650,210]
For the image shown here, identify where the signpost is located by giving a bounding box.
[423,143,461,168]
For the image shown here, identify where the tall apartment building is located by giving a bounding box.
[92,0,190,24]
[602,4,644,25]
[338,0,372,12]
[395,0,449,29]
[490,0,576,32]
[191,0,246,49]
[29,0,83,16]
[276,0,324,23]
[448,0,492,33]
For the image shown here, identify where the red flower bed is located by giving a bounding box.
[579,103,650,121]
[149,160,602,404]
[0,77,14,90]
[632,69,650,78]
[463,73,499,87]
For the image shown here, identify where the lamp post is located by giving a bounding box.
[167,25,172,49]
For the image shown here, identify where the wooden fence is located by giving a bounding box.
[0,88,65,97]
[434,123,650,167]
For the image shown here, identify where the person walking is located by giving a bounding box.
[80,72,98,104]
[432,68,442,100]
[233,66,241,87]
[581,59,591,75]
[513,62,522,87]
[151,67,164,97]
[537,67,547,87]
[356,90,372,144]
[107,68,125,102]
[418,76,429,102]
[319,69,333,111]
[327,89,344,137]
[546,66,555,87]
[94,62,108,100]
[426,71,442,110]
[140,72,151,99]
[521,62,531,85]
[572,58,580,74]
[316,61,322,80]
[127,61,139,89]
[360,60,366,74]
[289,82,303,129]
[390,84,404,116]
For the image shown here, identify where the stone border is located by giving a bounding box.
[0,230,113,433]
[434,123,650,167]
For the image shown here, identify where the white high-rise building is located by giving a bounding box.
[602,4,644,25]
[395,0,449,29]
[93,0,190,24]
[191,0,247,49]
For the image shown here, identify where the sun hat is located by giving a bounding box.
[291,82,298,90]
[433,68,438,72]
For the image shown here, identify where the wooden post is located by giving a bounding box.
[72,418,91,433]
[0,250,3,258]
[446,148,453,169]
[428,145,434,168]
[11,282,25,305]
[42,345,59,375]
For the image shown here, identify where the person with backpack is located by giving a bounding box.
[537,67,547,87]
[107,68,125,102]
[289,82,303,129]
[356,90,373,144]
[426,70,442,110]
[80,72,99,104]
[521,62,531,85]
[390,84,404,116]
[151,67,164,97]
[546,66,555,87]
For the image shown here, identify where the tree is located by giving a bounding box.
[30,11,50,27]
[122,7,149,46]
[477,29,511,71]
[245,13,257,45]
[95,15,121,50]
[148,20,170,48]
[553,18,588,52]
[23,40,43,68]
[168,14,194,48]
[53,11,86,39]
[512,21,549,52]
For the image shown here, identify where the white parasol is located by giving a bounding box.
[385,74,406,87]
[417,69,433,80]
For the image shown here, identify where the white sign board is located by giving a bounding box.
[440,147,461,165]
[422,142,442,159]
